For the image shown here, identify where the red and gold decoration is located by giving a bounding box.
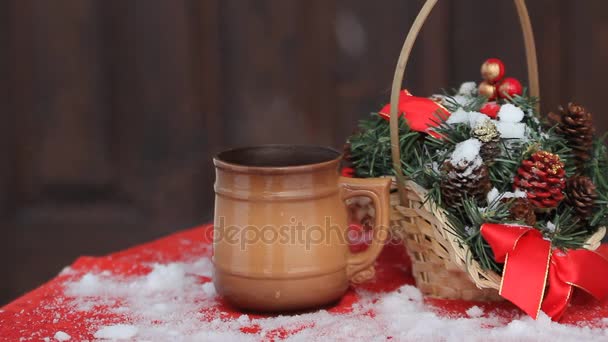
[481,223,608,320]
[497,77,523,99]
[479,101,501,119]
[478,81,497,100]
[378,89,450,133]
[346,57,608,322]
[513,151,566,209]
[481,58,505,83]
[477,58,523,99]
[473,119,501,162]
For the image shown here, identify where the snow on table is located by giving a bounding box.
[2,225,608,341]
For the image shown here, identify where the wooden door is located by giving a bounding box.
[0,0,222,304]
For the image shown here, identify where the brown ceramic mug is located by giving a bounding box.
[212,145,390,312]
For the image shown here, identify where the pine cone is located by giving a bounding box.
[503,197,537,226]
[441,157,492,208]
[513,151,566,209]
[565,176,597,222]
[547,103,594,172]
[473,120,501,162]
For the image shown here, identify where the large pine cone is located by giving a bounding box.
[441,157,492,208]
[548,103,594,172]
[513,151,566,209]
[565,176,597,222]
[473,120,501,162]
[503,197,537,226]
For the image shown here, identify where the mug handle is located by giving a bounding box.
[340,176,391,284]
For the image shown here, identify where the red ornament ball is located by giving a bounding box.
[478,81,497,100]
[497,77,523,99]
[479,101,501,119]
[480,58,506,83]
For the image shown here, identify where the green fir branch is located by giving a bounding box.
[346,84,608,272]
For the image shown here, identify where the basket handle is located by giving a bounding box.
[389,0,539,197]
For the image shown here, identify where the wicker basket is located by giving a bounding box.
[388,180,503,301]
[383,0,607,300]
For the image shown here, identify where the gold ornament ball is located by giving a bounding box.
[480,58,505,83]
[478,81,497,100]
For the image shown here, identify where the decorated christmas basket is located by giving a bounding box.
[343,0,608,320]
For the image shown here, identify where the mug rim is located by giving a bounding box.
[214,144,342,175]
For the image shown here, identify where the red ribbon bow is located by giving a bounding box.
[481,223,608,320]
[378,89,450,134]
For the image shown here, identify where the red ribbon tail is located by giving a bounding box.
[481,224,552,319]
[500,233,551,319]
[541,249,608,320]
[481,223,608,320]
[540,259,572,321]
[554,249,608,300]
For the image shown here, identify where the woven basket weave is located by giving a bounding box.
[388,180,503,301]
[382,0,607,300]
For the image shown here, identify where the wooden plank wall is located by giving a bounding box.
[1,0,607,304]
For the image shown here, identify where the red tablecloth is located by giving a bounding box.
[2,225,608,341]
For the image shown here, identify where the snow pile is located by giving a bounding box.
[445,108,469,125]
[487,188,527,204]
[497,104,525,123]
[450,139,482,165]
[446,108,490,128]
[494,104,526,139]
[458,82,477,97]
[469,112,491,128]
[94,324,138,340]
[433,82,477,106]
[369,286,607,342]
[441,81,479,108]
[53,331,71,341]
[202,281,217,297]
[64,259,215,340]
[487,188,501,204]
[452,95,473,108]
[59,261,608,341]
[496,121,527,139]
[466,306,484,318]
[68,259,212,297]
[445,100,528,141]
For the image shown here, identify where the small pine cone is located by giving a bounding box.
[547,103,595,172]
[565,175,597,222]
[503,197,537,226]
[481,140,500,163]
[441,157,492,208]
[473,120,501,162]
[513,151,566,209]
